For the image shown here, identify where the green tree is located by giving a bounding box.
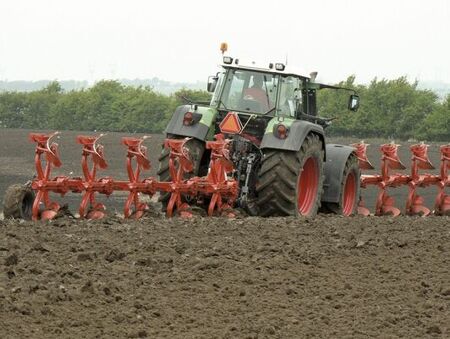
[419,95,450,141]
[318,76,439,140]
[0,92,29,128]
[24,81,63,129]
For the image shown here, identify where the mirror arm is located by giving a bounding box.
[318,83,357,95]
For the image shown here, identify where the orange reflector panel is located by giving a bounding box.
[219,112,242,134]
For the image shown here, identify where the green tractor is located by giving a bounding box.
[158,55,361,217]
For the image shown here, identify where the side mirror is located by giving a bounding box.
[348,94,360,111]
[207,76,218,93]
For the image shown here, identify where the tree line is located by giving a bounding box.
[318,76,449,141]
[0,78,448,141]
[0,81,210,133]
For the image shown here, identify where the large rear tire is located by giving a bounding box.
[322,154,360,216]
[256,134,324,217]
[157,138,205,209]
[3,184,35,220]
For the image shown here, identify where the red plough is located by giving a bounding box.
[353,141,450,216]
[26,132,450,220]
[29,132,238,221]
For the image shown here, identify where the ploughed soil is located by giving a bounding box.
[0,129,449,338]
[0,215,449,338]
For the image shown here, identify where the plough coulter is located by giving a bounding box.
[3,49,449,220]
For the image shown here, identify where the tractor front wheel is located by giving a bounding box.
[256,134,324,217]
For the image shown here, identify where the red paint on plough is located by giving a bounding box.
[29,132,238,221]
[353,142,450,216]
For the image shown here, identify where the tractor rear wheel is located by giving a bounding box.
[3,184,35,220]
[157,138,205,210]
[322,155,360,216]
[256,134,324,217]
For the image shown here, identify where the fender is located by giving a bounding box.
[164,105,216,141]
[322,144,358,203]
[260,119,326,156]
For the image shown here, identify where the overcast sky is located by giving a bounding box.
[0,0,449,84]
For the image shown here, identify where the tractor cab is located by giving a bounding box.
[207,57,360,140]
[208,61,310,119]
[206,57,359,142]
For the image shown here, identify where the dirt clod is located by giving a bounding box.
[77,253,93,262]
[4,253,18,266]
[427,325,442,335]
[80,281,95,294]
[105,249,126,262]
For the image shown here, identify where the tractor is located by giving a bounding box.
[157,54,361,217]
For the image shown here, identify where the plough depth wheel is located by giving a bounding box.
[2,184,35,220]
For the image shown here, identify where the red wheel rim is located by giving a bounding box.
[297,157,319,216]
[342,172,357,216]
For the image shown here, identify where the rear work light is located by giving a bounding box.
[183,112,193,125]
[223,56,233,64]
[183,112,201,126]
[275,63,285,71]
[273,123,289,139]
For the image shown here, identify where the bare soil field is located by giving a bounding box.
[1,216,449,338]
[0,128,449,338]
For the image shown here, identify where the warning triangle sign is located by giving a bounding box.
[219,112,242,134]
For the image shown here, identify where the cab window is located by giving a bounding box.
[219,69,279,114]
[277,76,302,117]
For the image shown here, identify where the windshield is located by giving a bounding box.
[216,69,279,114]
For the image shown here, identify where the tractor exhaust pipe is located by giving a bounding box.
[310,72,318,82]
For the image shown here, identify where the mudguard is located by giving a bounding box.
[322,144,357,203]
[164,105,215,141]
[260,119,325,155]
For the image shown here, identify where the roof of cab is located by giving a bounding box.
[220,60,311,79]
